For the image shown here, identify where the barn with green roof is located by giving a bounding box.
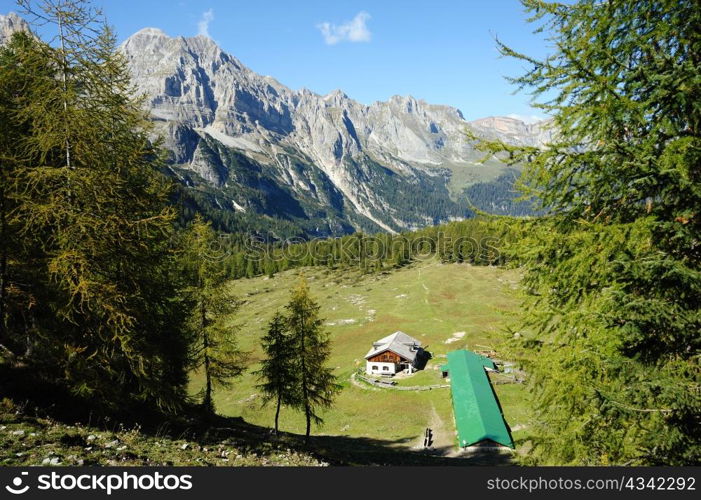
[442,349,514,449]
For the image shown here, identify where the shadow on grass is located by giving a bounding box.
[0,364,512,466]
[169,413,514,466]
[304,432,513,466]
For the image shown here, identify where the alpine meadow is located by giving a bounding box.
[0,0,699,470]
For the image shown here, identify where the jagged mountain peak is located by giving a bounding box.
[0,11,26,27]
[130,27,169,38]
[472,115,534,128]
[0,11,31,45]
[116,20,552,233]
[388,94,419,103]
[2,12,549,236]
[469,115,553,145]
[324,89,349,100]
[122,27,225,58]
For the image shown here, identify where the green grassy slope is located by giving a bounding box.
[1,260,527,466]
[191,259,529,456]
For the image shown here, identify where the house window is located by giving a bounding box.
[383,366,389,371]
[372,365,379,371]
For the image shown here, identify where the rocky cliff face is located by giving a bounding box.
[0,12,30,45]
[469,116,553,146]
[1,13,550,236]
[119,27,551,235]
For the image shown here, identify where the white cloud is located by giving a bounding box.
[506,113,544,124]
[197,9,214,38]
[317,11,371,45]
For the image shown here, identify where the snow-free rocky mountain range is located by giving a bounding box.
[2,12,551,237]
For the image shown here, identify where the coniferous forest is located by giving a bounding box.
[0,0,699,468]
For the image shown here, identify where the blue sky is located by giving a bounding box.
[1,0,554,121]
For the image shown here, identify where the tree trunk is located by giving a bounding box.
[299,311,310,442]
[274,392,281,435]
[204,351,212,413]
[0,187,7,345]
[202,300,213,415]
[57,10,72,170]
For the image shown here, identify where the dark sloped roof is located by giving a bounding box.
[364,331,421,362]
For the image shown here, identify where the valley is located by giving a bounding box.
[190,259,529,459]
[2,0,693,468]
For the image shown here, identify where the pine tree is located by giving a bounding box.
[285,277,340,441]
[0,32,35,358]
[183,215,246,415]
[264,259,276,279]
[1,1,190,411]
[255,312,297,434]
[482,0,701,464]
[245,259,256,278]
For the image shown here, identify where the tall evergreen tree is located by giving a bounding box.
[285,277,340,441]
[0,0,190,412]
[255,312,297,434]
[482,0,701,464]
[183,215,246,415]
[0,32,35,358]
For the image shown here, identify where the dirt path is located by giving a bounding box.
[412,404,457,456]
[417,267,430,304]
[349,372,378,391]
[429,404,458,456]
[354,373,459,457]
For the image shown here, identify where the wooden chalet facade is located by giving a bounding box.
[364,331,423,376]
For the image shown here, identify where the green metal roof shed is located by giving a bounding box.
[445,349,514,448]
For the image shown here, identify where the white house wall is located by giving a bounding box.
[366,361,396,375]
